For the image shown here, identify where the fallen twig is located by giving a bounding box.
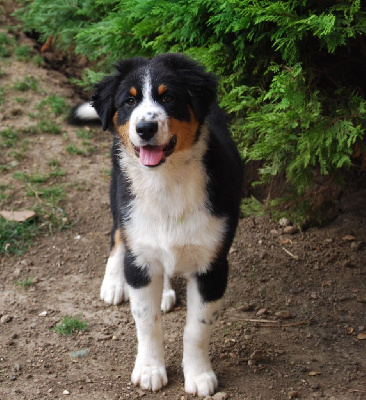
[244,318,314,328]
[339,386,366,394]
[282,246,299,260]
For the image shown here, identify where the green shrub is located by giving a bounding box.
[16,0,366,222]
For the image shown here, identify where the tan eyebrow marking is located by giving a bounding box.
[158,84,167,95]
[129,87,137,96]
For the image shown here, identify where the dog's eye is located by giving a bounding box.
[126,97,136,106]
[162,94,173,103]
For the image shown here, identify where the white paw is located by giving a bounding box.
[160,289,176,313]
[184,370,218,396]
[100,275,129,305]
[132,364,167,392]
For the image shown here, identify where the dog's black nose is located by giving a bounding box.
[136,121,158,141]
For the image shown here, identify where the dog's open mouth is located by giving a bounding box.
[133,136,177,167]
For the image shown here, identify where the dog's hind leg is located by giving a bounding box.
[160,273,176,313]
[100,228,129,305]
[127,265,167,391]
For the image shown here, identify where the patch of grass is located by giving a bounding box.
[14,277,34,288]
[13,170,49,184]
[0,32,13,58]
[0,87,5,105]
[13,75,39,92]
[27,185,65,204]
[8,139,29,160]
[0,217,39,256]
[37,95,69,116]
[0,185,9,203]
[53,315,89,336]
[240,196,267,218]
[76,129,93,139]
[14,44,32,61]
[14,96,28,104]
[48,158,60,167]
[20,125,38,135]
[66,144,86,156]
[37,118,62,135]
[1,127,19,148]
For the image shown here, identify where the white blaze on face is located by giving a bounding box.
[129,72,170,149]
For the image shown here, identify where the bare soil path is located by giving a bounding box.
[0,5,365,399]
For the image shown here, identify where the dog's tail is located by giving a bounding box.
[69,102,100,125]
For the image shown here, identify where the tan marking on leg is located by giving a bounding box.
[110,228,123,257]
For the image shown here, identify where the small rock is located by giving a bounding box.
[63,389,70,395]
[283,225,297,234]
[357,293,366,303]
[38,311,48,317]
[279,217,291,227]
[248,349,263,366]
[237,303,254,312]
[97,334,113,341]
[270,229,280,236]
[1,315,12,324]
[0,210,35,222]
[343,260,357,269]
[13,268,21,278]
[212,393,228,400]
[256,308,267,316]
[70,348,90,359]
[9,375,17,381]
[275,311,294,320]
[136,389,146,397]
[288,391,299,398]
[13,364,21,372]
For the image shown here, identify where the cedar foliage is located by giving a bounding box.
[16,0,366,223]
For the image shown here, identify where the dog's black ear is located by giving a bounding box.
[92,57,148,131]
[155,53,218,124]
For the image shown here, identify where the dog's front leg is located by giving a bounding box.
[126,260,167,392]
[183,261,227,396]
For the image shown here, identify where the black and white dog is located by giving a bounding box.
[73,53,242,396]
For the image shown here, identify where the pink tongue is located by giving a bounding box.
[139,145,164,166]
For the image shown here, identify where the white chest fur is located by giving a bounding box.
[120,141,227,277]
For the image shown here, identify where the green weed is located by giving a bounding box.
[0,32,13,58]
[48,158,60,167]
[0,218,39,256]
[0,87,5,105]
[13,75,39,92]
[14,277,34,288]
[53,315,89,336]
[1,128,19,147]
[37,95,69,116]
[37,118,62,135]
[14,45,32,60]
[0,185,9,203]
[240,196,266,218]
[76,129,93,139]
[66,144,86,156]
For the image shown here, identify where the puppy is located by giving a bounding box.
[74,53,242,396]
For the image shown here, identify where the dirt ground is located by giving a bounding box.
[1,6,365,400]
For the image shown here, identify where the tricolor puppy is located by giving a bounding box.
[74,53,242,396]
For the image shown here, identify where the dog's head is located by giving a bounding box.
[92,53,217,167]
